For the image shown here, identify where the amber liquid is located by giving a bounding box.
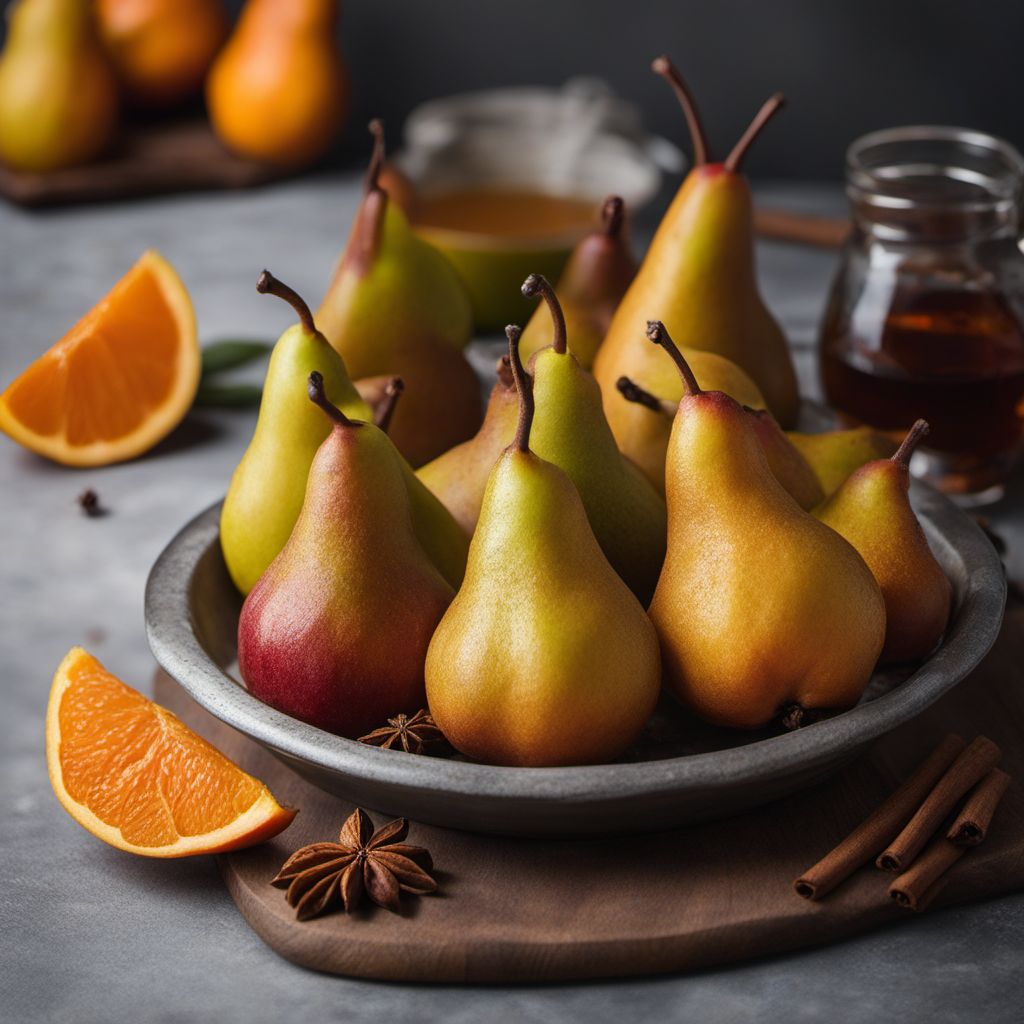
[411,188,598,240]
[821,287,1024,492]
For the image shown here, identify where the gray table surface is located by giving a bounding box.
[2,176,1022,1024]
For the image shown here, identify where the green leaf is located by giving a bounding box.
[194,383,263,409]
[200,339,273,377]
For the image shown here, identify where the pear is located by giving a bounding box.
[646,321,885,729]
[238,372,453,738]
[0,0,119,172]
[593,56,799,429]
[524,275,667,604]
[316,120,482,466]
[816,420,952,664]
[415,356,520,533]
[206,0,347,166]
[787,427,898,496]
[744,408,824,510]
[519,196,637,370]
[613,347,766,494]
[221,272,468,595]
[425,327,661,767]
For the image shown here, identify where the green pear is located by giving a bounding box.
[221,272,468,595]
[816,420,951,664]
[594,56,798,430]
[0,0,119,172]
[415,355,520,533]
[238,372,453,738]
[425,327,661,766]
[787,427,898,496]
[524,274,667,604]
[647,321,885,729]
[316,120,481,466]
[519,196,636,370]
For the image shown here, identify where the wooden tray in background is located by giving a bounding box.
[0,119,291,207]
[153,598,1024,984]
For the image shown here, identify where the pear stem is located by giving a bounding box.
[651,55,709,166]
[892,419,930,468]
[257,271,317,335]
[307,371,356,427]
[365,118,386,193]
[521,274,567,355]
[616,376,672,418]
[601,196,625,238]
[646,320,701,396]
[507,325,534,452]
[495,354,514,389]
[724,92,785,173]
[375,377,404,434]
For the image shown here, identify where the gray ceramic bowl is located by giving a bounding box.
[145,485,1005,837]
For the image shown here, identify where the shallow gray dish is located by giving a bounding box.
[145,486,1005,837]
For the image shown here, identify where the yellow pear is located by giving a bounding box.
[647,321,885,729]
[593,56,799,428]
[425,327,661,766]
[0,0,119,172]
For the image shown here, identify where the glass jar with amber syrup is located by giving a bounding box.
[819,127,1024,500]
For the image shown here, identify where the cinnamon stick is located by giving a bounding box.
[877,736,1002,873]
[888,837,964,911]
[890,768,1012,911]
[793,734,965,900]
[946,769,1011,847]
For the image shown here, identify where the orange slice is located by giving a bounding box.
[0,250,199,466]
[46,647,295,858]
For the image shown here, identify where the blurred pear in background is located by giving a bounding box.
[206,0,348,166]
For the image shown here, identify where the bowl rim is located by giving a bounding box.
[145,485,1006,807]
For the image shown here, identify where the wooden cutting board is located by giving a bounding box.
[0,119,290,207]
[154,598,1024,984]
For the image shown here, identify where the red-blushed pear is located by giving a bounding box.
[646,321,885,730]
[425,327,661,767]
[237,371,454,738]
[315,120,481,467]
[617,369,821,507]
[593,56,799,430]
[519,196,637,370]
[524,274,666,604]
[415,355,520,534]
[815,420,952,664]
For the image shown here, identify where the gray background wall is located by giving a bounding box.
[312,0,1024,178]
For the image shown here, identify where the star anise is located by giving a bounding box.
[358,709,446,754]
[270,808,436,919]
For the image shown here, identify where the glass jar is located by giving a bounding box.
[818,126,1024,500]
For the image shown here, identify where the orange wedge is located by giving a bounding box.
[46,647,295,858]
[0,250,199,466]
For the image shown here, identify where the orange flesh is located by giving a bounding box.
[50,649,292,853]
[6,263,180,444]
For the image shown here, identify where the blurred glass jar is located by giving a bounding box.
[819,126,1024,500]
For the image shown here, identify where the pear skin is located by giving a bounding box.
[520,196,636,370]
[614,350,765,493]
[646,322,885,730]
[416,356,519,533]
[816,420,952,664]
[221,273,467,595]
[524,275,667,604]
[238,372,453,738]
[787,427,898,496]
[206,0,346,166]
[593,57,798,428]
[425,327,660,767]
[316,121,481,466]
[0,0,119,172]
[745,409,824,510]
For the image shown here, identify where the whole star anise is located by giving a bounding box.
[270,808,436,919]
[358,709,446,754]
